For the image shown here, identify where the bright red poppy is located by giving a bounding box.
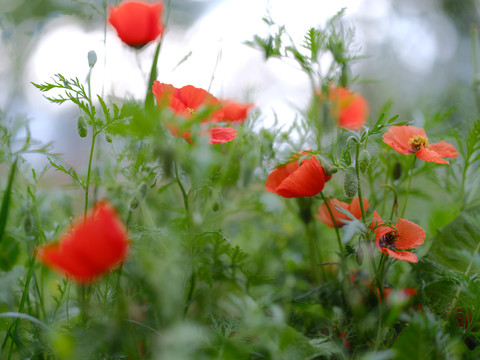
[265,152,332,198]
[108,1,164,48]
[152,81,250,144]
[371,211,425,263]
[316,197,369,228]
[328,87,369,131]
[383,125,458,164]
[37,202,129,284]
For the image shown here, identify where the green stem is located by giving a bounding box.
[355,143,367,223]
[471,25,480,115]
[145,41,162,108]
[304,221,324,283]
[174,163,190,227]
[400,156,416,218]
[84,132,97,219]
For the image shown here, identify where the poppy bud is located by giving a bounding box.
[359,149,371,173]
[356,244,364,265]
[24,212,33,235]
[77,116,88,138]
[88,50,97,68]
[344,166,358,198]
[393,161,402,180]
[129,197,139,210]
[105,133,113,143]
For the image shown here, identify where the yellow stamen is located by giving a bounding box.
[187,107,195,116]
[408,135,429,151]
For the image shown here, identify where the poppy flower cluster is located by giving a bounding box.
[265,152,332,198]
[316,196,369,228]
[152,81,252,144]
[328,86,369,131]
[383,125,458,164]
[37,202,129,284]
[371,211,425,263]
[108,0,164,48]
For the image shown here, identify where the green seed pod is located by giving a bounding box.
[344,166,358,198]
[105,133,113,143]
[77,116,88,138]
[212,202,219,212]
[393,161,402,180]
[356,245,364,265]
[24,212,33,235]
[359,149,371,174]
[88,50,97,68]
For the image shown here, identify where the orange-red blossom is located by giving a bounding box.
[383,125,458,164]
[371,211,425,263]
[265,152,332,198]
[316,197,369,227]
[108,1,164,48]
[328,87,369,131]
[152,81,252,144]
[37,202,129,284]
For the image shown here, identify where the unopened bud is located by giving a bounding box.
[356,245,364,265]
[24,212,33,234]
[344,166,358,198]
[393,161,402,180]
[359,149,371,174]
[129,197,139,210]
[77,116,88,138]
[88,50,97,68]
[105,133,113,143]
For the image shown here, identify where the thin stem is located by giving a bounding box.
[471,25,480,115]
[355,143,367,223]
[174,163,190,227]
[400,156,416,218]
[84,132,97,219]
[144,40,162,108]
[304,221,324,283]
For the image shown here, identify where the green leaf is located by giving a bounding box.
[0,235,20,271]
[428,206,480,276]
[0,157,17,245]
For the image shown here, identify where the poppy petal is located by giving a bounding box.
[315,199,350,228]
[383,126,427,155]
[275,157,327,198]
[348,197,369,220]
[384,248,418,263]
[265,161,299,193]
[429,141,458,159]
[209,127,237,144]
[394,218,425,249]
[416,147,450,164]
[222,102,253,123]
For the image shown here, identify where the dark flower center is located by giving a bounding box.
[408,135,429,152]
[379,231,399,249]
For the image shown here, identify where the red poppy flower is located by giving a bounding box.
[37,202,129,284]
[316,197,369,228]
[383,125,458,164]
[152,81,250,144]
[329,87,369,131]
[371,211,425,263]
[265,152,332,198]
[108,1,164,48]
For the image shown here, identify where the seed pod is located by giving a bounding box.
[344,166,358,198]
[358,149,371,173]
[356,245,364,265]
[393,161,402,180]
[105,133,113,143]
[88,50,97,68]
[77,116,88,138]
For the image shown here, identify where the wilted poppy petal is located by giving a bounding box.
[385,248,418,263]
[416,147,450,164]
[209,127,237,144]
[429,141,458,159]
[275,157,327,198]
[394,218,425,249]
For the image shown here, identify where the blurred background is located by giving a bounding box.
[1,0,479,168]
